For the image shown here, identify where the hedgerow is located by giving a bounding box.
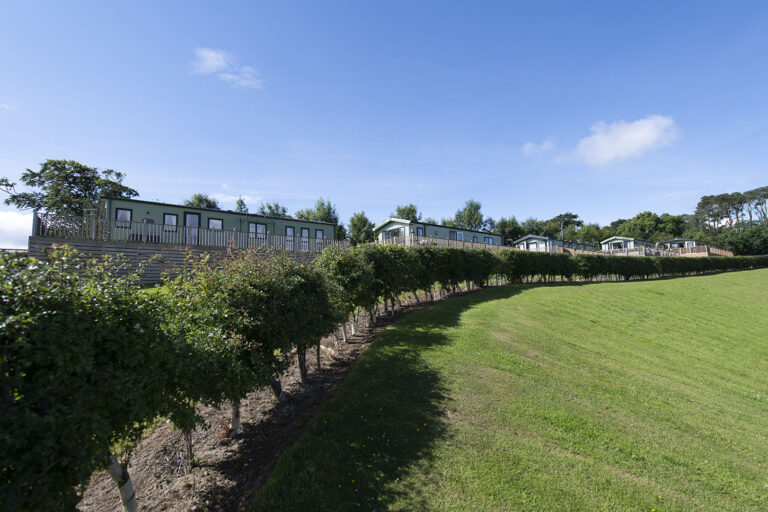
[2,245,768,510]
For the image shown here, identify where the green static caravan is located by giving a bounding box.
[373,217,503,245]
[98,197,339,250]
[600,236,656,252]
[512,234,596,252]
[661,238,709,250]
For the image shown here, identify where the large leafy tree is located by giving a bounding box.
[393,203,421,222]
[348,211,375,245]
[183,193,220,210]
[0,159,138,216]
[256,201,289,217]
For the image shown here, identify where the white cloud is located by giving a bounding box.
[575,115,678,166]
[0,211,33,249]
[210,193,261,207]
[191,48,263,89]
[521,139,555,156]
[1,100,17,111]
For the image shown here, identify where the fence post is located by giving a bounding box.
[90,213,97,240]
[31,209,39,236]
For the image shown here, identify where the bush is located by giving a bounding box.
[0,249,180,510]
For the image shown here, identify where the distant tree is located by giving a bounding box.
[453,199,491,231]
[184,193,220,210]
[336,224,348,241]
[393,204,421,222]
[0,159,138,216]
[745,186,768,222]
[348,211,375,245]
[296,197,339,224]
[495,216,523,243]
[617,211,660,240]
[235,197,249,214]
[520,217,546,236]
[657,213,686,239]
[440,217,457,228]
[550,212,583,229]
[577,223,604,246]
[256,201,289,217]
[296,198,347,240]
[423,217,438,224]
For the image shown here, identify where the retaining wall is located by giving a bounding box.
[27,237,317,284]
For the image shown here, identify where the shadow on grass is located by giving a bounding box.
[248,286,523,511]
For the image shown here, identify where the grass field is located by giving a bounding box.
[251,270,768,511]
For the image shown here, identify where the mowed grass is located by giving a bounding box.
[251,270,768,511]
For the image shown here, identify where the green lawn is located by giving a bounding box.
[251,270,768,511]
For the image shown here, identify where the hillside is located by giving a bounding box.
[253,269,768,511]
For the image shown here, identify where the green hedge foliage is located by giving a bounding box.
[2,245,768,510]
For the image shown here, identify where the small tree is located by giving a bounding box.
[256,201,289,217]
[393,204,421,222]
[0,248,179,511]
[348,211,375,245]
[314,246,375,342]
[235,197,249,213]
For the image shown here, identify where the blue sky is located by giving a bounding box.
[2,1,768,247]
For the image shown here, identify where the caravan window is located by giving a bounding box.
[163,213,177,232]
[116,208,132,228]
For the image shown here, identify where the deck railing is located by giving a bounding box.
[376,233,515,251]
[671,245,734,257]
[33,213,349,252]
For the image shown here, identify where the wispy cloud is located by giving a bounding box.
[190,48,263,90]
[210,192,262,207]
[521,139,555,156]
[574,115,678,166]
[1,100,18,111]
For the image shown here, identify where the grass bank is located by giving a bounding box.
[251,269,768,511]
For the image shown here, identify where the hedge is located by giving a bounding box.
[2,245,768,510]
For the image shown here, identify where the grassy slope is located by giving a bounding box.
[251,270,768,512]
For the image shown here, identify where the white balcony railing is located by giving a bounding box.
[33,213,349,252]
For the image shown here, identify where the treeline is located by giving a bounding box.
[3,245,768,510]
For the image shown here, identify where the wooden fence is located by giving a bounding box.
[376,234,516,251]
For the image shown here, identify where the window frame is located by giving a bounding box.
[115,208,132,229]
[163,213,178,232]
[207,218,223,230]
[315,229,324,239]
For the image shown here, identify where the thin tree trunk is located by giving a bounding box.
[270,377,286,402]
[351,308,358,335]
[342,322,349,343]
[298,350,308,383]
[412,291,420,304]
[230,400,241,437]
[107,455,137,512]
[184,430,194,465]
[316,339,322,372]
